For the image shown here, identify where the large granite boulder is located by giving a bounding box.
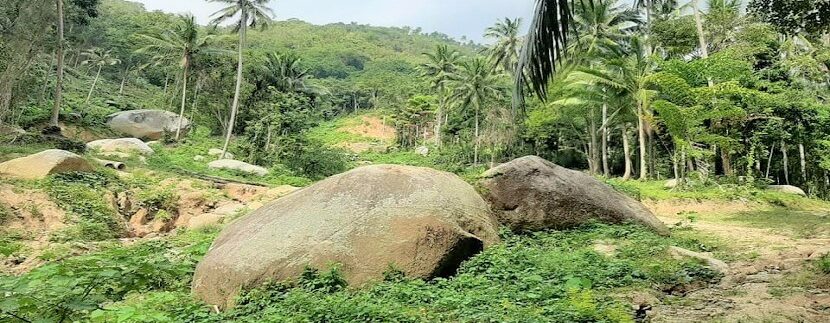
[479,156,670,235]
[192,165,500,309]
[0,150,94,180]
[106,110,190,140]
[207,159,268,177]
[87,138,154,156]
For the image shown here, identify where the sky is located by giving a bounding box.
[132,0,538,43]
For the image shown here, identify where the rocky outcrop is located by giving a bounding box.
[479,156,670,235]
[207,159,268,177]
[106,109,190,140]
[767,185,807,197]
[0,150,94,180]
[87,138,154,156]
[192,165,500,309]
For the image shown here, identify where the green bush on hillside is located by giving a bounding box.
[89,224,722,323]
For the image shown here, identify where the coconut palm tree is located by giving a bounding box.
[420,45,462,147]
[572,0,640,58]
[567,37,656,179]
[81,48,120,104]
[211,0,274,160]
[448,57,506,165]
[485,18,523,75]
[260,52,313,93]
[137,14,218,141]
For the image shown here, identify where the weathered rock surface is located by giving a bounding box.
[106,109,190,140]
[207,159,268,176]
[665,179,679,189]
[767,185,807,197]
[87,138,154,156]
[479,156,670,235]
[192,165,500,308]
[415,146,429,157]
[0,150,94,180]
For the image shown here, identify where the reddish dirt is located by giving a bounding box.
[343,116,396,142]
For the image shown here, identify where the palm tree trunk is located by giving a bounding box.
[721,148,733,177]
[781,140,790,185]
[602,102,609,177]
[474,106,480,166]
[692,0,715,87]
[765,142,775,180]
[435,90,443,147]
[589,108,599,175]
[622,124,632,181]
[800,143,807,183]
[40,52,56,104]
[175,62,189,141]
[120,66,130,95]
[638,105,648,180]
[221,11,248,160]
[49,0,65,128]
[85,65,102,104]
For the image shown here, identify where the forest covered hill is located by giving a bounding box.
[1,0,830,322]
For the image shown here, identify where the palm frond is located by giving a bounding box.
[515,0,582,112]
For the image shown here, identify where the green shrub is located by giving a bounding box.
[136,186,179,214]
[817,253,830,275]
[0,230,25,257]
[0,228,218,322]
[44,172,127,241]
[0,201,12,225]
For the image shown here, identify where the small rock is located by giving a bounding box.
[669,246,729,274]
[87,138,154,156]
[194,155,206,162]
[208,149,234,160]
[665,179,678,189]
[415,146,429,157]
[207,159,268,177]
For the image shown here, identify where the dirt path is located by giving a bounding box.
[646,200,830,322]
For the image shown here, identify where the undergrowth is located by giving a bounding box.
[42,171,127,242]
[79,224,722,323]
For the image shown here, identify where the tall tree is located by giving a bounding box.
[138,14,216,141]
[80,48,120,104]
[420,45,462,147]
[49,0,65,129]
[449,57,505,166]
[485,17,523,74]
[211,0,274,159]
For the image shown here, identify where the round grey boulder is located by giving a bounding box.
[479,156,670,235]
[192,165,500,309]
[106,110,190,140]
[0,149,94,180]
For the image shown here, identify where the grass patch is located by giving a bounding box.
[725,209,830,238]
[306,112,392,147]
[146,128,312,187]
[0,230,26,257]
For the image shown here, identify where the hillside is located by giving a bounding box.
[2,0,830,322]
